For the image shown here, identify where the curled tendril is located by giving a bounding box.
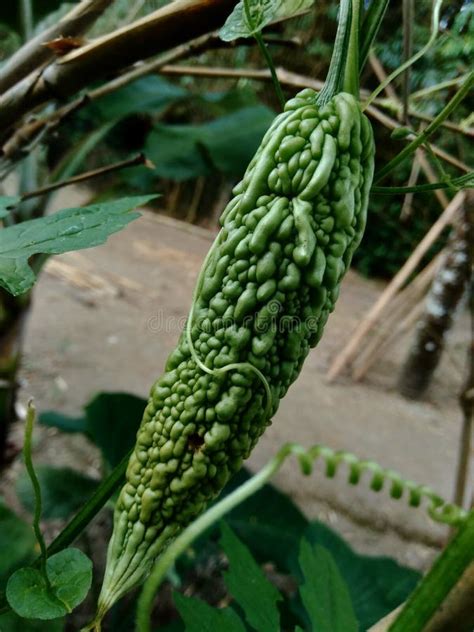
[185,229,273,418]
[280,443,468,527]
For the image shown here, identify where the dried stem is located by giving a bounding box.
[0,0,116,95]
[0,0,236,134]
[20,153,149,201]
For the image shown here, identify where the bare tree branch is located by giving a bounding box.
[0,0,236,134]
[0,0,116,95]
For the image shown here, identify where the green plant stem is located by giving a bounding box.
[46,449,131,558]
[20,0,34,41]
[359,0,390,70]
[343,0,361,98]
[242,0,284,109]
[135,442,467,632]
[374,70,474,183]
[388,510,474,632]
[364,0,443,110]
[317,0,352,105]
[23,401,49,581]
[255,32,285,109]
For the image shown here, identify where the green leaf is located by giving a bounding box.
[84,392,146,467]
[220,522,282,632]
[174,592,246,632]
[0,611,64,631]
[92,76,187,120]
[222,469,309,571]
[38,411,87,434]
[303,523,420,629]
[6,549,92,620]
[0,195,155,296]
[220,0,313,41]
[146,106,274,181]
[0,196,19,218]
[298,541,358,632]
[0,502,36,589]
[16,466,99,520]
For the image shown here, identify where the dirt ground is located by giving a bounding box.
[13,192,471,573]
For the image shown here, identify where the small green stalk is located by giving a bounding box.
[389,510,474,632]
[23,401,49,583]
[343,0,361,98]
[243,0,285,110]
[317,0,353,105]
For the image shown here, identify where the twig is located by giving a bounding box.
[20,153,149,201]
[0,0,236,133]
[0,0,115,95]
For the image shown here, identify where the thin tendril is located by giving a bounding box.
[136,441,467,632]
[23,401,49,584]
[363,0,444,111]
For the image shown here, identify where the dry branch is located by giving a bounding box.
[0,0,116,95]
[0,0,236,134]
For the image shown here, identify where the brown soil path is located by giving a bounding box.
[18,203,470,570]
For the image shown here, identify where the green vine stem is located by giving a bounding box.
[135,442,467,632]
[388,509,474,632]
[364,0,444,110]
[46,449,132,558]
[374,70,474,183]
[243,0,285,110]
[359,0,390,70]
[372,171,473,195]
[343,0,361,98]
[23,401,49,582]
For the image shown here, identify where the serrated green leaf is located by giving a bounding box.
[303,522,420,629]
[298,541,358,632]
[0,196,19,218]
[220,522,282,632]
[220,0,313,41]
[16,466,99,520]
[0,195,156,296]
[174,592,246,632]
[6,549,92,620]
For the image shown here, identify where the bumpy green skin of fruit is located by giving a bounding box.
[98,88,374,612]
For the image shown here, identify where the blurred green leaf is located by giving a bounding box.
[0,611,64,632]
[0,196,19,218]
[174,592,246,632]
[303,522,420,629]
[0,502,36,590]
[0,195,155,296]
[84,392,146,467]
[299,541,358,632]
[38,411,87,434]
[220,523,282,632]
[147,106,274,181]
[6,549,92,620]
[93,76,187,120]
[16,466,99,520]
